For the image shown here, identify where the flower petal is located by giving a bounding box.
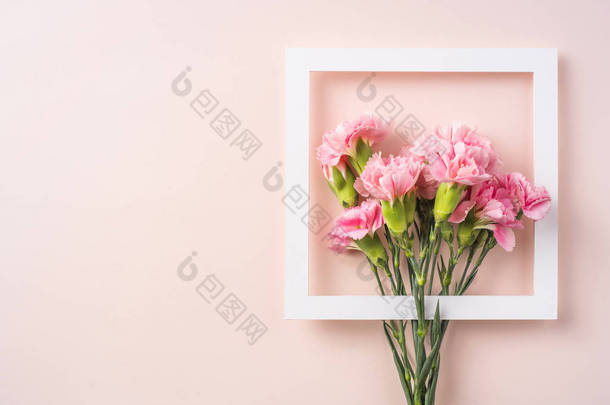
[493,225,515,252]
[449,200,475,223]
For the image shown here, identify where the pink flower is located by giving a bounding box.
[414,166,439,199]
[491,225,515,253]
[502,172,551,221]
[427,123,502,186]
[354,153,424,201]
[326,226,353,253]
[400,146,439,199]
[334,199,384,240]
[322,156,348,183]
[316,113,387,166]
[449,179,522,251]
[343,113,387,147]
[317,142,344,167]
[481,189,521,228]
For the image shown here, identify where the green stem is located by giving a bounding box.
[441,240,464,295]
[413,219,421,241]
[377,228,401,296]
[383,322,414,405]
[368,260,386,296]
[422,223,438,290]
[382,262,399,295]
[427,238,440,295]
[456,242,494,296]
[424,351,441,405]
[407,255,424,285]
[413,284,428,405]
[399,321,415,381]
[455,245,476,294]
[384,225,402,293]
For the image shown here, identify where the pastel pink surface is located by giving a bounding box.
[1,2,610,405]
[309,71,534,295]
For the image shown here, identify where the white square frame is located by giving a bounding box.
[285,48,558,320]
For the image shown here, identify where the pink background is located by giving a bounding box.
[1,1,609,404]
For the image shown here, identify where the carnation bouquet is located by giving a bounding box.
[317,114,551,405]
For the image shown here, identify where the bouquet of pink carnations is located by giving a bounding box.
[317,114,551,405]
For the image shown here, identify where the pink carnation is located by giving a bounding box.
[354,152,424,201]
[449,179,522,251]
[502,172,551,221]
[317,142,344,167]
[322,156,349,184]
[400,146,439,200]
[334,199,384,240]
[427,123,502,186]
[326,226,353,253]
[316,113,388,167]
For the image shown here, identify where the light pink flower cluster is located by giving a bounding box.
[316,113,388,167]
[318,114,551,254]
[449,173,551,251]
[427,123,502,186]
[354,152,424,201]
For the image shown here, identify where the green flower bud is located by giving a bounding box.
[327,166,358,208]
[380,191,418,237]
[403,236,415,257]
[354,233,388,268]
[440,221,454,243]
[348,138,373,175]
[457,209,477,248]
[403,191,417,225]
[474,229,488,249]
[433,182,465,223]
[381,199,407,236]
[458,223,477,248]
